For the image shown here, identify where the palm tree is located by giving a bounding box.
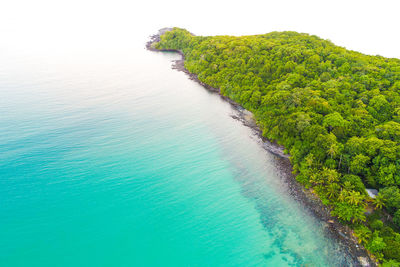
[327,183,340,199]
[354,227,371,244]
[338,189,348,202]
[351,206,366,223]
[322,167,339,183]
[305,154,314,167]
[310,173,322,185]
[327,143,338,159]
[346,191,364,205]
[343,181,354,191]
[373,194,385,210]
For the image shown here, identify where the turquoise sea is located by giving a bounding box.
[0,35,356,266]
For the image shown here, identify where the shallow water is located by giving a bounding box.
[0,37,355,266]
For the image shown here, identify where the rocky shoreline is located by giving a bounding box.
[146,29,377,266]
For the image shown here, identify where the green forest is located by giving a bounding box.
[155,28,400,265]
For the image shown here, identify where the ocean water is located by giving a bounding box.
[0,38,355,266]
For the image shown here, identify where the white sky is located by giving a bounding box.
[0,0,399,58]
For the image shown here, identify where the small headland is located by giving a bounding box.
[146,29,377,267]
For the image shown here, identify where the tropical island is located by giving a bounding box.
[149,28,400,266]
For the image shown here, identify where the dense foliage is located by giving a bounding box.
[155,28,400,263]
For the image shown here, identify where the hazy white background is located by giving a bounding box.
[0,0,399,58]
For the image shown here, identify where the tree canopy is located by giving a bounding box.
[156,28,400,263]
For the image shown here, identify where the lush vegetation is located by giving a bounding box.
[155,28,400,264]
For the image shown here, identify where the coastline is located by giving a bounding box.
[146,30,377,267]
